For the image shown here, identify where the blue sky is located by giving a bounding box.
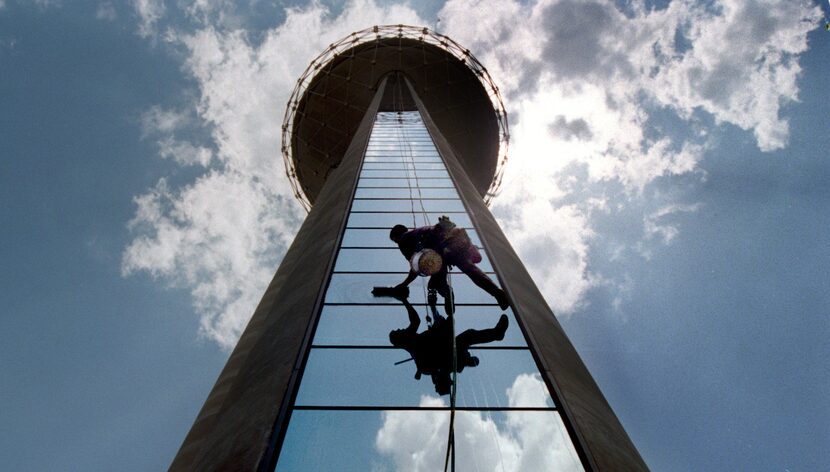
[0,0,828,470]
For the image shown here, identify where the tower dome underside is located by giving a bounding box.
[288,35,502,205]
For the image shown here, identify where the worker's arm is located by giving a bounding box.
[396,270,418,289]
[401,298,420,332]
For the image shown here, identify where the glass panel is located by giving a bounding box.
[295,348,442,407]
[341,228,399,248]
[357,178,454,188]
[359,169,450,178]
[364,157,442,163]
[274,110,583,471]
[324,273,502,305]
[347,212,472,228]
[455,351,554,408]
[351,199,465,212]
[295,349,550,408]
[454,411,584,471]
[276,410,450,472]
[342,228,481,248]
[277,410,581,472]
[314,305,526,347]
[368,139,431,144]
[367,144,437,150]
[361,162,446,170]
[334,248,493,273]
[355,187,460,199]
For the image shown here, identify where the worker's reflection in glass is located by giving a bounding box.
[387,289,508,395]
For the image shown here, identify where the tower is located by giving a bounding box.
[171,25,646,471]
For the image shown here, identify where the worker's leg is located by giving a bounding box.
[456,314,508,349]
[456,260,509,309]
[428,269,454,315]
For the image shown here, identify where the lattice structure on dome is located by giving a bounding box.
[281,24,510,211]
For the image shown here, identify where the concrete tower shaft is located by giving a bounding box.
[171,25,646,472]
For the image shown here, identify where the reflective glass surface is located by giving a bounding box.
[314,305,526,347]
[296,349,552,408]
[274,111,583,470]
[325,274,500,305]
[351,198,465,212]
[334,248,493,273]
[341,228,481,248]
[348,212,472,228]
[357,177,455,188]
[276,410,583,472]
[355,187,460,199]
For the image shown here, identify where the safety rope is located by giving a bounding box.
[388,73,458,472]
[443,269,457,472]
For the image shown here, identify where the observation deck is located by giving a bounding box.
[282,25,509,209]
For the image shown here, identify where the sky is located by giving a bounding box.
[0,0,828,470]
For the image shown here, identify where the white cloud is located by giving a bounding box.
[494,197,594,315]
[438,0,819,315]
[644,203,702,245]
[132,0,165,38]
[96,1,116,21]
[157,137,213,166]
[375,374,583,471]
[140,105,190,136]
[124,0,821,347]
[124,0,424,348]
[649,0,821,151]
[122,173,300,348]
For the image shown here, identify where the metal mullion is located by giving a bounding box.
[310,345,528,350]
[292,405,557,412]
[359,177,452,180]
[331,270,495,275]
[323,302,501,307]
[340,247,484,251]
[349,210,466,214]
[352,197,461,200]
[346,225,476,229]
[354,187,457,190]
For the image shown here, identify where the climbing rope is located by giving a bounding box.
[389,74,458,472]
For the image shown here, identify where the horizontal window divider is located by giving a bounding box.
[331,270,495,275]
[323,302,502,307]
[360,175,450,180]
[360,161,441,164]
[355,187,457,190]
[292,405,557,412]
[352,198,462,201]
[347,226,476,230]
[311,345,529,350]
[349,210,467,214]
[339,246,483,250]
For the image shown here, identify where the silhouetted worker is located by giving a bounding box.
[389,290,508,395]
[390,216,509,310]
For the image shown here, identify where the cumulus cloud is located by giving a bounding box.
[375,374,583,471]
[95,1,116,21]
[644,203,702,245]
[140,105,189,135]
[649,0,820,151]
[123,0,423,348]
[132,0,164,37]
[549,116,593,141]
[124,0,821,346]
[439,0,820,314]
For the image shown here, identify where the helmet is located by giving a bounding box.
[410,249,443,276]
